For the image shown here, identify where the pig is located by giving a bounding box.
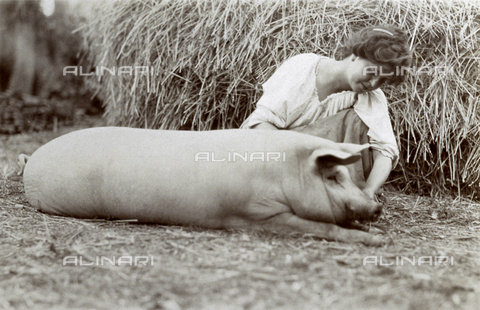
[20,127,387,246]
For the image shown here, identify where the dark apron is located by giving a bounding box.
[292,108,373,189]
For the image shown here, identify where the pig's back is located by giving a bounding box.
[22,127,319,221]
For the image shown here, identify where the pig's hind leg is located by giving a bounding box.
[258,213,390,246]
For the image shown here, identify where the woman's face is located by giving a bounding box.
[348,56,394,93]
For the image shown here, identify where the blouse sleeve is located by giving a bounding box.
[240,53,321,129]
[354,89,400,168]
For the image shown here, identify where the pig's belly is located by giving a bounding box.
[23,159,240,226]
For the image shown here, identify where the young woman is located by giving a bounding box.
[241,25,412,199]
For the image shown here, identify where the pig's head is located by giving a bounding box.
[289,143,383,226]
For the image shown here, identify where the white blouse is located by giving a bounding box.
[240,53,399,167]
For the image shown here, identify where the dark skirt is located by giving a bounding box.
[292,108,373,188]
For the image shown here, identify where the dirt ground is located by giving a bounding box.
[1,116,479,310]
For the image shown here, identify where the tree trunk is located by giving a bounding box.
[7,23,36,95]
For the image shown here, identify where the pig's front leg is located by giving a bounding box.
[341,221,387,236]
[258,213,390,246]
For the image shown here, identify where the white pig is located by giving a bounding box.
[20,127,386,246]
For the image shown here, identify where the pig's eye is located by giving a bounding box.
[327,175,338,183]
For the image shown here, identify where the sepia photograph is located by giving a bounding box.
[1,0,479,309]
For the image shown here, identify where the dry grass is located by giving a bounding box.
[1,119,479,309]
[80,0,480,198]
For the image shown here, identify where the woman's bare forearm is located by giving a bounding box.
[363,150,392,199]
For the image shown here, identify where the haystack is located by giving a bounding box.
[82,0,480,197]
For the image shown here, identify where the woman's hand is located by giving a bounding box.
[362,187,376,200]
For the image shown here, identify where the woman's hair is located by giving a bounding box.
[342,25,412,85]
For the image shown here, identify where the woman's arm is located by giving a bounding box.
[241,54,322,130]
[252,122,279,130]
[362,149,392,199]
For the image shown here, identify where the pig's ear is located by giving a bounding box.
[312,149,361,166]
[311,143,370,166]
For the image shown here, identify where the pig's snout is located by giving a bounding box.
[370,201,383,221]
[346,200,383,223]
